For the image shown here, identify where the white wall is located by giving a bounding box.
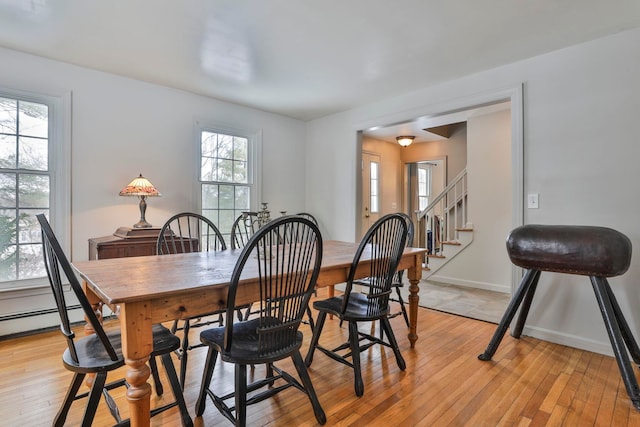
[306,27,640,356]
[0,46,307,334]
[433,109,512,293]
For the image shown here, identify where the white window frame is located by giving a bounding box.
[0,88,71,294]
[195,121,262,234]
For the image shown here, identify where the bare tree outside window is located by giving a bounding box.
[200,130,251,246]
[0,96,50,283]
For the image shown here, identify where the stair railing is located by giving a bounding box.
[415,168,468,262]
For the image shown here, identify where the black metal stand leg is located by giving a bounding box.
[512,269,541,338]
[604,280,640,364]
[478,269,540,361]
[590,276,640,409]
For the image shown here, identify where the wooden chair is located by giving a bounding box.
[387,212,414,326]
[230,212,261,250]
[194,216,326,426]
[305,213,408,396]
[36,214,192,427]
[295,212,320,328]
[349,212,414,330]
[296,212,318,225]
[155,212,227,389]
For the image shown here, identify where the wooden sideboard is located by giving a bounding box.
[88,227,161,260]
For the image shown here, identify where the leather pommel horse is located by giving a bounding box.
[478,224,640,410]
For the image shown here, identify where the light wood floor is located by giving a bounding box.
[2,294,640,426]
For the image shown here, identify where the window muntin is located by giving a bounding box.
[0,96,50,284]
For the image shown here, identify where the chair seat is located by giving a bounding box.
[63,324,180,373]
[200,317,303,364]
[313,292,390,321]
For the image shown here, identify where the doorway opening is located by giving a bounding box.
[354,85,523,322]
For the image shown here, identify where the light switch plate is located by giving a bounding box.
[527,193,539,209]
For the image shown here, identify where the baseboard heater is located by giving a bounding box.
[0,305,81,341]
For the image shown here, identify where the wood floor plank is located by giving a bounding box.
[3,303,640,426]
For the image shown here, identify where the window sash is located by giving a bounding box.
[197,125,261,244]
[0,88,70,292]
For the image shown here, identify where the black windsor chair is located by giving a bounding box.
[366,212,414,327]
[230,211,261,251]
[36,214,192,427]
[194,215,326,426]
[155,212,227,389]
[305,213,408,396]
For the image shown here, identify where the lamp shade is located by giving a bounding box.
[119,174,161,228]
[119,174,161,197]
[396,136,415,147]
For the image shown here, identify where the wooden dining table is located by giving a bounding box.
[72,240,428,427]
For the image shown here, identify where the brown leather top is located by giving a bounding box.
[506,225,632,277]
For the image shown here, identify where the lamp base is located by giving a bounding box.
[133,220,153,229]
[114,226,161,239]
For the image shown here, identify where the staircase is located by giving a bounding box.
[415,168,473,278]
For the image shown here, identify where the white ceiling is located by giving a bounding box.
[0,1,639,122]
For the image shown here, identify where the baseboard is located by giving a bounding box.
[520,324,613,357]
[428,274,510,294]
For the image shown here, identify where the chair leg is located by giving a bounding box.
[348,321,364,397]
[395,286,410,327]
[306,306,315,332]
[161,353,194,427]
[590,276,640,409]
[380,316,406,371]
[83,372,107,427]
[180,319,191,388]
[149,356,164,396]
[291,350,326,425]
[478,269,540,361]
[195,347,219,417]
[54,372,85,427]
[235,364,248,427]
[305,311,327,367]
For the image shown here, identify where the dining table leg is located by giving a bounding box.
[119,301,153,427]
[407,254,421,348]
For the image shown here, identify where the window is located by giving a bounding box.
[199,127,260,245]
[0,90,68,290]
[370,161,379,213]
[418,163,431,210]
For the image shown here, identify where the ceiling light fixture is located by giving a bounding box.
[396,135,415,147]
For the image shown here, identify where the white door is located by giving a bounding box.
[362,152,381,237]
